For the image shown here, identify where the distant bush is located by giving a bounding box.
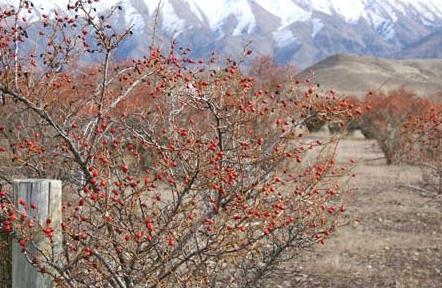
[402,104,442,196]
[357,89,434,164]
[353,88,441,195]
[248,55,296,92]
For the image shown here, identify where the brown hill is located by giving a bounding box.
[299,54,442,100]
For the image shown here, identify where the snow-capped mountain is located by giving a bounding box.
[4,0,442,67]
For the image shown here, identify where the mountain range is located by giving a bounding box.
[4,0,442,68]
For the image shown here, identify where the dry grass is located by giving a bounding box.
[272,136,442,288]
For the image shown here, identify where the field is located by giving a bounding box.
[1,1,442,286]
[271,133,442,287]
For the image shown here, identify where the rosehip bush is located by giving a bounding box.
[0,1,355,287]
[356,89,434,164]
[402,104,442,195]
[353,88,441,195]
[248,55,295,92]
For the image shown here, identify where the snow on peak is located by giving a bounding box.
[3,0,442,41]
[186,0,256,35]
[254,0,311,28]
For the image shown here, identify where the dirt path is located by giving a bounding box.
[277,137,442,287]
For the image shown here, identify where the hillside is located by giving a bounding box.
[299,54,442,99]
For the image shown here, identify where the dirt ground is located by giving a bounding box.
[275,135,442,287]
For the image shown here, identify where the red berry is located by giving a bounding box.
[120,164,129,173]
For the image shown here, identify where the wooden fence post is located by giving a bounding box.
[12,179,62,288]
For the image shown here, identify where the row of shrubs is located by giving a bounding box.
[306,88,441,195]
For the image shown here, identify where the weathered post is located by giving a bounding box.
[12,179,62,288]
